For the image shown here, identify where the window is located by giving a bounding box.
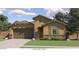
[53,29,57,34]
[52,26,58,35]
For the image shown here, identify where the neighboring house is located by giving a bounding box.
[9,15,66,39]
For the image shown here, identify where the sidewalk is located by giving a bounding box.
[22,45,79,48]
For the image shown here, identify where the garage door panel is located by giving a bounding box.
[13,29,24,39]
[13,28,34,39]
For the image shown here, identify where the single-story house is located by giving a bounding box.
[9,15,67,39]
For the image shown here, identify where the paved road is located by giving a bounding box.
[0,39,31,48]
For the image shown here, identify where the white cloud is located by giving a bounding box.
[0,11,3,14]
[0,8,6,14]
[44,8,70,17]
[27,8,32,11]
[9,9,37,16]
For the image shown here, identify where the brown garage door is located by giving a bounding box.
[13,28,34,39]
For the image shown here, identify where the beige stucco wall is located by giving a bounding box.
[9,27,14,39]
[56,26,65,35]
[43,24,51,35]
[43,24,51,38]
[43,23,65,35]
[43,22,66,39]
[34,20,42,32]
[52,23,65,35]
[34,18,47,38]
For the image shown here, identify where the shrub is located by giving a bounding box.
[70,39,77,41]
[40,38,48,40]
[50,38,65,41]
[39,38,65,41]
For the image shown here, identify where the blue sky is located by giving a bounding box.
[0,8,69,23]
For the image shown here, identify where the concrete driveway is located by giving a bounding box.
[0,39,31,48]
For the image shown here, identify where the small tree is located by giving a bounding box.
[55,12,69,40]
[54,12,65,21]
[0,15,11,31]
[68,8,79,39]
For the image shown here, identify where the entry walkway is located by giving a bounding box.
[0,39,31,48]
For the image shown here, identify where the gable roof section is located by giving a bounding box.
[13,20,28,24]
[33,15,67,27]
[13,20,33,25]
[12,20,34,29]
[42,19,67,27]
[33,15,52,22]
